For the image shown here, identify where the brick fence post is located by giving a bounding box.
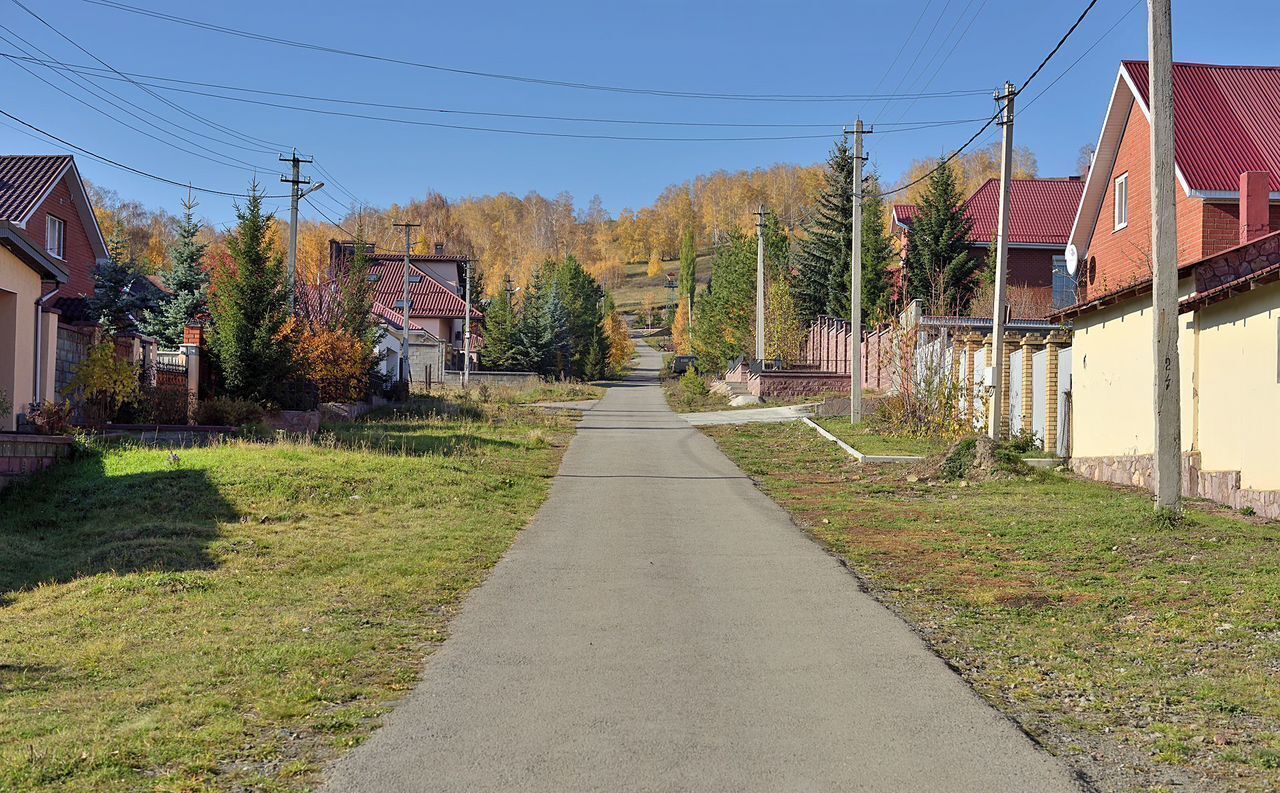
[1044,330,1069,455]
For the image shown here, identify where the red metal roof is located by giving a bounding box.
[892,178,1083,247]
[369,260,479,319]
[0,155,71,222]
[1123,61,1280,193]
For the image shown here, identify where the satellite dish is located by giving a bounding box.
[1064,243,1080,276]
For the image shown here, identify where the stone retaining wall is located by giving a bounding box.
[441,370,543,389]
[0,433,75,489]
[1071,451,1280,518]
[753,371,851,399]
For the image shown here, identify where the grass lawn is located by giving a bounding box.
[0,397,572,792]
[812,418,952,457]
[609,255,711,315]
[705,420,1280,792]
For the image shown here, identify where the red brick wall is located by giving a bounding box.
[1005,246,1055,288]
[24,176,99,298]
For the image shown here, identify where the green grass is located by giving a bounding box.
[705,420,1280,791]
[0,398,571,792]
[609,254,711,314]
[813,418,951,457]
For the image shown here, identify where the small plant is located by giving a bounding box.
[166,451,182,469]
[195,397,264,427]
[1240,505,1257,517]
[26,400,75,435]
[678,369,709,400]
[476,382,491,403]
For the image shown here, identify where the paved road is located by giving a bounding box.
[680,403,818,426]
[322,345,1082,793]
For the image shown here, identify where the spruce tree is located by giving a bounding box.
[141,196,209,347]
[793,138,854,324]
[91,230,153,335]
[208,185,292,403]
[904,159,976,311]
[860,174,897,323]
[336,224,379,343]
[479,289,519,371]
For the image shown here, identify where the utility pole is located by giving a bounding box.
[463,258,473,389]
[392,221,420,389]
[754,204,766,362]
[845,120,866,425]
[988,82,1017,441]
[279,150,321,310]
[1148,0,1182,513]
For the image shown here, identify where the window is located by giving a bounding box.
[45,215,65,259]
[393,299,412,311]
[408,274,423,283]
[1114,173,1129,230]
[1052,255,1074,308]
[367,273,380,283]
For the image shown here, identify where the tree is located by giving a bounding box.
[479,288,520,371]
[678,228,697,308]
[90,230,154,334]
[646,251,664,278]
[690,232,756,371]
[904,160,977,312]
[208,184,293,403]
[793,138,854,324]
[764,278,804,364]
[860,174,897,323]
[671,299,691,355]
[141,196,209,347]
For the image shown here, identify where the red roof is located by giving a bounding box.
[369,260,479,319]
[893,177,1084,247]
[0,155,72,222]
[1123,61,1280,194]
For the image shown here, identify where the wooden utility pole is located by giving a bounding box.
[1148,0,1182,512]
[988,82,1016,440]
[392,221,420,389]
[845,120,866,424]
[754,204,766,362]
[279,150,321,310]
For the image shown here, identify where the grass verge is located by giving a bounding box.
[812,418,950,457]
[704,420,1280,792]
[0,396,572,792]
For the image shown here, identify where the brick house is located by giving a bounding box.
[1057,61,1280,517]
[893,176,1085,315]
[0,155,109,429]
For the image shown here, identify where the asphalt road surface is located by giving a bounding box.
[322,344,1082,793]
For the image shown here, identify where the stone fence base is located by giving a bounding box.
[0,433,75,489]
[441,370,543,389]
[262,410,322,436]
[1071,452,1280,518]
[752,371,851,400]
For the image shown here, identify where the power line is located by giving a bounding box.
[886,0,993,124]
[78,0,992,103]
[854,0,938,120]
[1021,0,1141,112]
[1020,0,1103,92]
[0,105,290,198]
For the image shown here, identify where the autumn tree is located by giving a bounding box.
[141,196,209,347]
[671,299,691,355]
[647,251,664,278]
[764,278,804,364]
[208,185,293,403]
[904,160,978,311]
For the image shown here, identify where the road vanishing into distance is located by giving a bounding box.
[322,344,1082,793]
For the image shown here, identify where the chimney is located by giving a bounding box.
[1240,171,1271,245]
[434,242,445,255]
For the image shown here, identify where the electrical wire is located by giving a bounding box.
[854,0,938,120]
[885,0,993,124]
[78,0,992,103]
[1021,0,1141,112]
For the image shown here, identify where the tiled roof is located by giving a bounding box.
[368,260,479,319]
[963,178,1084,246]
[892,178,1084,246]
[1123,61,1280,193]
[0,155,71,222]
[371,300,437,336]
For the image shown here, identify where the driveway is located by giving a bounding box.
[322,345,1082,792]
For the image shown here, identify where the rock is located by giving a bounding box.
[906,475,920,483]
[815,396,851,418]
[973,435,998,472]
[728,394,763,407]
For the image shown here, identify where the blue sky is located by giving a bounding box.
[1,0,1275,227]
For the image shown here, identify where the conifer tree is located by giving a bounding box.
[91,230,153,335]
[860,174,897,322]
[904,159,977,311]
[479,289,520,371]
[141,196,209,347]
[793,138,854,324]
[208,184,292,403]
[678,228,697,308]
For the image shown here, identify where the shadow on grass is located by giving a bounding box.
[0,448,236,604]
[322,426,524,457]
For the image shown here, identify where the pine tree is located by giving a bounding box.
[208,184,293,403]
[793,138,854,324]
[336,223,379,344]
[141,196,209,347]
[904,159,977,311]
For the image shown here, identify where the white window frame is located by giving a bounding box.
[1114,173,1129,231]
[45,215,66,259]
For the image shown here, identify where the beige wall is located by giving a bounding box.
[1072,278,1280,490]
[0,250,46,431]
[1194,281,1280,490]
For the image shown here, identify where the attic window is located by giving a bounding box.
[408,274,423,283]
[394,300,412,311]
[1114,173,1129,231]
[45,215,65,259]
[367,273,380,282]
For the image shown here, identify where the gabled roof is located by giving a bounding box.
[368,260,480,319]
[892,177,1084,247]
[0,154,109,262]
[371,299,440,337]
[1070,61,1280,257]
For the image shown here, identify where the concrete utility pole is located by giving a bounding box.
[754,204,766,362]
[463,258,473,389]
[1148,0,1182,512]
[279,150,322,309]
[392,221,420,389]
[845,120,867,425]
[988,82,1017,441]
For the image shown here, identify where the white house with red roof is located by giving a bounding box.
[1055,61,1280,517]
[0,155,109,430]
[893,176,1084,315]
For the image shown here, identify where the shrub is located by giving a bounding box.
[679,369,709,401]
[26,400,74,435]
[195,397,264,427]
[65,341,140,427]
[287,322,377,403]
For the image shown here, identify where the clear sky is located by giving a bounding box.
[1,0,1275,228]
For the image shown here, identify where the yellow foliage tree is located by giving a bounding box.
[764,279,805,364]
[602,309,635,375]
[646,252,664,278]
[671,299,692,355]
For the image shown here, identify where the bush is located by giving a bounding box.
[65,341,141,427]
[289,324,376,403]
[679,369,709,400]
[26,400,74,435]
[195,397,264,427]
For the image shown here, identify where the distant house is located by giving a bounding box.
[327,240,481,387]
[1056,61,1280,517]
[0,155,109,430]
[893,176,1085,315]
